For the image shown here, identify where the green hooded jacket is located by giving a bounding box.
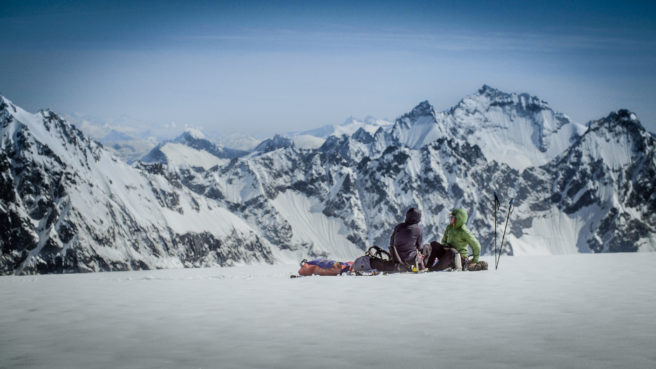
[441,208,481,263]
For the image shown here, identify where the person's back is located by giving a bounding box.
[390,208,424,264]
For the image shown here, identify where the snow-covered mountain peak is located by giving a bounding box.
[602,109,643,129]
[141,129,247,170]
[182,127,206,140]
[1,95,34,122]
[476,84,514,101]
[0,95,12,110]
[1,98,104,173]
[455,85,552,118]
[570,109,655,169]
[173,129,214,148]
[440,85,585,170]
[397,100,437,125]
[585,109,650,141]
[385,100,445,150]
[254,134,294,153]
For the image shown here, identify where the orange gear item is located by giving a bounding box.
[298,259,353,276]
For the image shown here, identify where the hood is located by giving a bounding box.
[405,207,422,224]
[451,208,467,229]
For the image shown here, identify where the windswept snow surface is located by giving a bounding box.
[1,253,654,369]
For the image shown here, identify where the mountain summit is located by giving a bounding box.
[439,85,585,169]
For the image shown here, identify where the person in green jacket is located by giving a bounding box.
[425,208,481,271]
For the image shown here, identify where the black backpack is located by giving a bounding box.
[351,246,399,274]
[368,245,404,273]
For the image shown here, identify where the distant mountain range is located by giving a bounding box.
[1,85,654,274]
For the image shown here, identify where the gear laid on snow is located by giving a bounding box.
[352,255,372,273]
[293,207,490,277]
[468,260,488,271]
[297,259,352,276]
[353,246,392,273]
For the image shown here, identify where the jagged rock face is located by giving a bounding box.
[510,110,656,254]
[0,98,272,275]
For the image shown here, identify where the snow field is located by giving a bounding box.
[1,253,654,369]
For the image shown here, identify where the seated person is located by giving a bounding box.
[426,208,481,271]
[389,207,425,270]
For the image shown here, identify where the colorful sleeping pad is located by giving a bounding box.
[298,259,353,276]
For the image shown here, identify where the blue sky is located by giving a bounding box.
[1,0,655,137]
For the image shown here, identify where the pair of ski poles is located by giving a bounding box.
[493,192,513,270]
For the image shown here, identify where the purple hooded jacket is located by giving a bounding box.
[389,208,424,263]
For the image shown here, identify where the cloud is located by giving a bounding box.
[173,27,656,55]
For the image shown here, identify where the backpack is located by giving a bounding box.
[352,255,372,273]
[352,246,399,274]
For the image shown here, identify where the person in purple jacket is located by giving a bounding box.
[389,207,425,269]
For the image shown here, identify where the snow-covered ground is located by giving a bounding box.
[1,253,655,369]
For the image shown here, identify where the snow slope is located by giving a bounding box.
[271,190,362,260]
[1,253,654,369]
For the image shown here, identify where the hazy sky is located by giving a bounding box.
[1,0,655,137]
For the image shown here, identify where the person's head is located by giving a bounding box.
[405,207,422,224]
[449,208,468,229]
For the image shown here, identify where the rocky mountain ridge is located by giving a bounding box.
[132,87,655,260]
[0,97,272,275]
[1,86,654,275]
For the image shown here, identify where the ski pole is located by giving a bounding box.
[496,198,513,270]
[493,192,500,267]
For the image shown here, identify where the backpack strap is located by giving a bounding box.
[366,245,391,261]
